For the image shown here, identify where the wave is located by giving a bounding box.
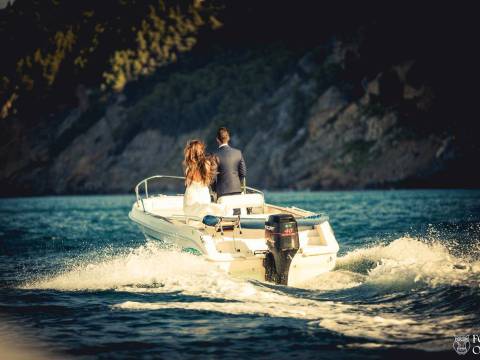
[23,237,479,348]
[26,237,480,295]
[333,237,480,292]
[24,241,259,300]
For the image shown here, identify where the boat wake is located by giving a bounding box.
[315,237,480,292]
[24,237,480,349]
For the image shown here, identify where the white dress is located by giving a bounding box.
[183,181,226,217]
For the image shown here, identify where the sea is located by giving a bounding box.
[0,190,479,359]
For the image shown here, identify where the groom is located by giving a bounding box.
[212,127,247,198]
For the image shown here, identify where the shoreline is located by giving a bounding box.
[1,187,480,200]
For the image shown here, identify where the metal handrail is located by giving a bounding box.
[244,186,264,196]
[134,174,264,212]
[135,175,185,210]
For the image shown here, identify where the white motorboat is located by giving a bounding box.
[129,175,339,286]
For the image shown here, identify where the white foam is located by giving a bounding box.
[23,237,479,349]
[334,237,480,291]
[296,270,366,290]
[25,241,259,300]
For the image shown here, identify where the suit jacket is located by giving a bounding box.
[212,145,246,197]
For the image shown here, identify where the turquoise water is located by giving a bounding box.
[1,190,479,358]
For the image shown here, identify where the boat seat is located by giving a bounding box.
[217,193,264,216]
[144,195,184,212]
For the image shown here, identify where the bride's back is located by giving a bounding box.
[184,140,215,186]
[184,180,211,207]
[183,140,216,208]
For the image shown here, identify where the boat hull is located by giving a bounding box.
[129,207,338,286]
[129,209,206,252]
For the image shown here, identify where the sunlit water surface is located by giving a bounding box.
[1,190,479,359]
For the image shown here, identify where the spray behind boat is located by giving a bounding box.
[264,214,300,285]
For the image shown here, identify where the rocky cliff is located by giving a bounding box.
[1,42,476,196]
[1,2,478,195]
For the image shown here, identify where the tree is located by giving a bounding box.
[0,0,221,119]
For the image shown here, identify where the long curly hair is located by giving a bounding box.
[183,140,216,186]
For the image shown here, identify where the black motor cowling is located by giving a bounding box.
[264,214,299,285]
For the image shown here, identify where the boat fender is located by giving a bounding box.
[203,215,220,227]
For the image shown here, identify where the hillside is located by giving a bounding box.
[1,1,478,195]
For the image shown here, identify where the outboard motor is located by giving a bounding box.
[264,214,300,285]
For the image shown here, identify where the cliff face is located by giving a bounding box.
[243,61,454,190]
[1,36,476,196]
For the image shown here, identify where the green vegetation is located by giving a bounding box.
[125,45,299,139]
[361,101,387,118]
[340,139,375,170]
[50,99,106,156]
[313,62,344,95]
[0,0,220,119]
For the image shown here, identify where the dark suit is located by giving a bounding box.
[213,145,247,197]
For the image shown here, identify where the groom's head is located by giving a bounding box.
[216,127,230,145]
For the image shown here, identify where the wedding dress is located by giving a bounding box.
[183,181,226,217]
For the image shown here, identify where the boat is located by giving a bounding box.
[128,175,339,286]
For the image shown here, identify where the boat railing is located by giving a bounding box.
[134,174,264,212]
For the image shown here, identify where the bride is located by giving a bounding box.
[183,140,225,217]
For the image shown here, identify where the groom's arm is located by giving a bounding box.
[238,153,246,182]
